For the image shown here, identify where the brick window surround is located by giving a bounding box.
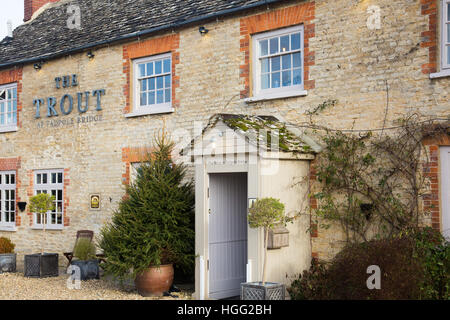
[240,1,316,98]
[423,133,450,232]
[0,158,21,227]
[123,34,180,114]
[0,68,23,129]
[420,0,438,74]
[26,168,70,227]
[122,147,154,185]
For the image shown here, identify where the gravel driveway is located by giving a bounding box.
[0,272,193,300]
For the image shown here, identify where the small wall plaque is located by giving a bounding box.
[90,194,100,210]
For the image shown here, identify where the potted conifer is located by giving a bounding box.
[0,237,16,273]
[24,193,59,278]
[100,132,195,297]
[241,197,287,300]
[70,238,100,280]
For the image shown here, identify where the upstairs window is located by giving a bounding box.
[0,171,16,230]
[442,0,450,69]
[33,170,64,230]
[0,83,17,132]
[252,25,304,99]
[133,53,173,115]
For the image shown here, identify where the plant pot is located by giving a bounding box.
[134,264,174,297]
[70,259,100,281]
[24,253,59,278]
[0,253,16,273]
[241,282,286,300]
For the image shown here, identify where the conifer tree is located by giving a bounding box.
[100,133,195,281]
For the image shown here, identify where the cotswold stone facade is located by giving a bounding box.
[0,0,448,274]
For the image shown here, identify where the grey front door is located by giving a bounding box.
[208,173,248,299]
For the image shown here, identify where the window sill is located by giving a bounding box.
[0,225,17,232]
[125,107,175,118]
[244,90,308,103]
[430,69,450,79]
[0,125,18,133]
[31,225,63,231]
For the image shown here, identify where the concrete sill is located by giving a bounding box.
[31,226,63,231]
[0,126,18,134]
[0,226,17,232]
[124,108,175,118]
[430,69,450,79]
[244,90,308,103]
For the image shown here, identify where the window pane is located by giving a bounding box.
[58,190,62,200]
[155,61,162,74]
[52,173,56,184]
[149,78,155,90]
[293,52,301,68]
[447,46,450,65]
[261,58,270,73]
[260,40,268,56]
[156,76,164,89]
[280,35,290,52]
[157,90,164,104]
[293,68,302,85]
[447,24,450,42]
[163,59,171,73]
[282,54,291,70]
[139,64,145,77]
[140,93,147,106]
[146,62,154,76]
[165,89,171,102]
[282,71,291,87]
[42,174,47,184]
[271,56,280,71]
[141,79,147,91]
[13,88,16,99]
[10,174,15,185]
[271,72,281,88]
[261,74,270,89]
[291,33,301,50]
[148,91,155,105]
[164,75,171,88]
[58,173,63,183]
[270,37,279,54]
[448,3,450,22]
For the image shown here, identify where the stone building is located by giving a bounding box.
[0,0,448,299]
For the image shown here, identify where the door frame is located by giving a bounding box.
[194,161,263,300]
[440,146,450,239]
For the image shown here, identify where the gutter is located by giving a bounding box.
[0,0,282,69]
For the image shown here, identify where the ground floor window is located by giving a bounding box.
[33,169,64,229]
[0,171,16,229]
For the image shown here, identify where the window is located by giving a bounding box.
[252,25,305,100]
[33,170,64,229]
[0,171,16,230]
[132,53,173,116]
[442,0,450,69]
[0,83,17,132]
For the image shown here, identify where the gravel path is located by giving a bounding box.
[0,272,193,300]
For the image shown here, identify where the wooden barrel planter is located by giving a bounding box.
[0,253,16,273]
[134,264,174,297]
[24,253,59,278]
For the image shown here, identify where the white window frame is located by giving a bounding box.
[250,25,307,102]
[0,171,16,231]
[128,53,174,117]
[0,83,18,133]
[32,169,64,230]
[441,0,450,69]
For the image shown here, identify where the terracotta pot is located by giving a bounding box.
[134,264,174,297]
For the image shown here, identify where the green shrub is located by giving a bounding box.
[0,237,15,254]
[73,238,96,261]
[288,228,449,300]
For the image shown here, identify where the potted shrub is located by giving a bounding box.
[241,197,287,300]
[100,133,195,297]
[70,238,100,281]
[24,193,59,278]
[0,237,16,273]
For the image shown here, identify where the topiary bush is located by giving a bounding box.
[288,228,449,300]
[0,237,15,254]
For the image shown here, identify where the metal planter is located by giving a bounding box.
[0,253,16,273]
[24,253,59,278]
[70,259,100,281]
[241,282,285,300]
